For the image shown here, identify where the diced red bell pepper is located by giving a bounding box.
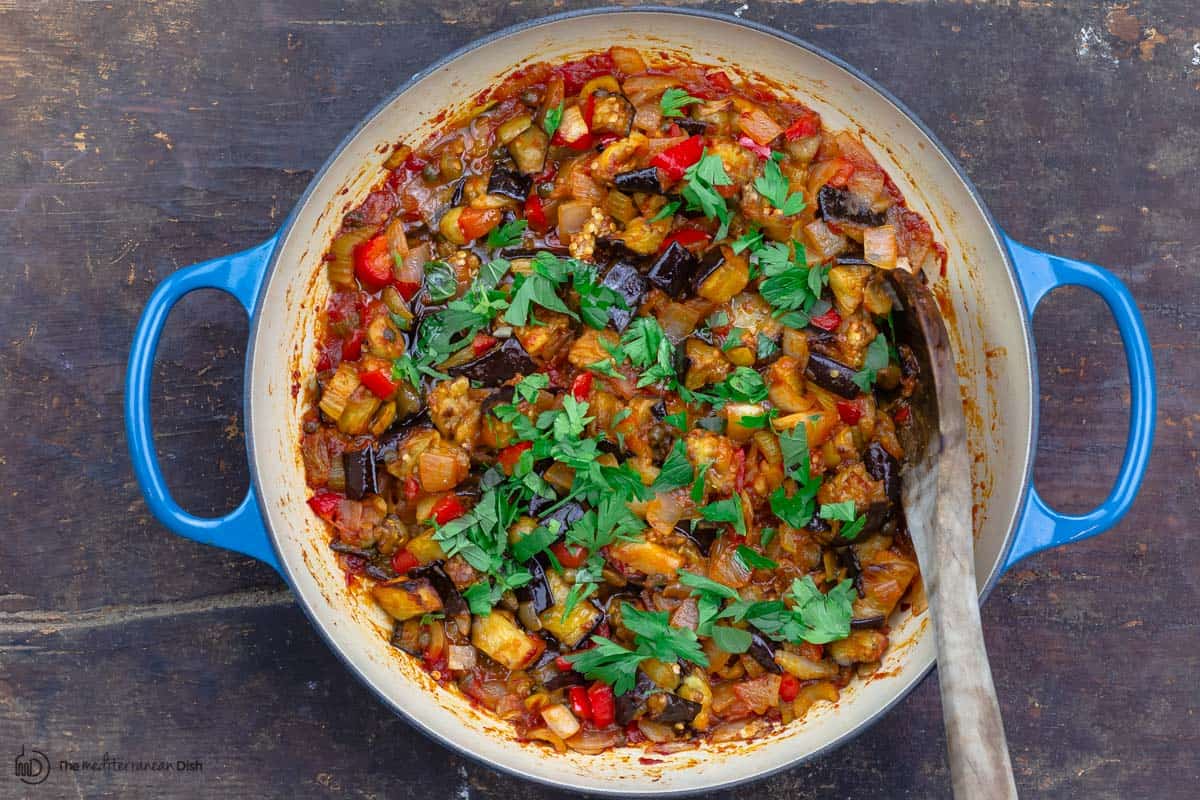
[404,475,420,501]
[569,685,593,721]
[555,655,574,672]
[784,110,821,141]
[524,193,549,231]
[570,372,593,402]
[471,332,498,357]
[810,307,842,332]
[894,406,911,425]
[430,495,466,526]
[390,548,419,575]
[650,135,704,182]
[588,682,616,728]
[458,207,503,242]
[706,70,734,93]
[737,135,773,160]
[307,490,342,520]
[550,541,589,569]
[836,399,864,425]
[498,440,533,472]
[341,329,365,362]
[360,368,399,399]
[779,673,800,702]
[353,234,393,292]
[659,228,711,254]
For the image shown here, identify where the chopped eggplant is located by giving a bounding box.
[691,246,749,303]
[449,177,466,208]
[372,577,444,622]
[616,671,656,725]
[329,540,374,559]
[599,262,649,332]
[343,446,378,501]
[747,631,783,674]
[835,545,865,597]
[858,500,894,537]
[674,520,718,556]
[648,692,702,725]
[447,338,536,385]
[499,245,570,260]
[471,611,546,670]
[675,117,708,136]
[508,125,549,175]
[804,352,863,398]
[527,491,558,518]
[515,556,554,616]
[590,93,636,137]
[540,500,585,532]
[539,570,604,647]
[805,325,838,354]
[411,563,470,630]
[613,166,663,195]
[850,614,887,629]
[487,165,532,202]
[817,185,886,227]
[593,235,645,267]
[647,241,700,297]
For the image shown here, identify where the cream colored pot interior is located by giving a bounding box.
[247,11,1033,794]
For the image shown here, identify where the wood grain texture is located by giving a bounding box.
[1,1,1197,798]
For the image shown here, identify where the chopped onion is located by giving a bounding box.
[540,703,581,740]
[658,301,703,342]
[556,200,594,239]
[397,241,428,286]
[803,219,848,262]
[636,719,676,743]
[646,490,685,533]
[863,225,898,269]
[566,728,622,754]
[737,108,784,146]
[526,727,566,753]
[775,650,838,680]
[418,447,467,492]
[447,644,477,671]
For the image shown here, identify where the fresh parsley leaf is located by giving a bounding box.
[700,494,746,537]
[721,327,748,353]
[664,411,687,431]
[510,523,560,563]
[759,527,778,548]
[754,156,805,216]
[711,624,753,653]
[619,602,708,666]
[651,200,681,222]
[691,462,710,504]
[586,358,623,378]
[503,258,576,326]
[713,367,768,404]
[560,581,597,622]
[738,409,777,429]
[573,265,627,329]
[840,514,868,540]
[660,87,703,117]
[852,334,891,392]
[768,486,814,528]
[486,218,527,249]
[706,310,729,329]
[756,333,779,361]
[678,569,741,600]
[787,576,856,644]
[565,636,644,695]
[543,102,564,139]
[735,545,778,571]
[514,373,548,404]
[732,227,765,255]
[819,501,858,522]
[423,260,458,303]
[778,424,812,481]
[681,151,732,239]
[619,317,666,368]
[419,612,445,626]
[650,439,693,493]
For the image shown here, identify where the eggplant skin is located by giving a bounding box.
[817,185,886,227]
[487,166,532,202]
[674,521,718,556]
[447,338,536,385]
[410,563,470,620]
[515,556,554,616]
[593,236,645,268]
[649,692,702,724]
[747,631,783,674]
[675,118,708,136]
[343,446,378,500]
[540,500,585,532]
[600,262,649,332]
[647,241,700,297]
[863,442,901,504]
[804,352,863,398]
[613,166,663,195]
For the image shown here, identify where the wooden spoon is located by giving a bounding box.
[887,269,1019,800]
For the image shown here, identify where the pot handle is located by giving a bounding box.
[1002,236,1155,570]
[125,238,281,573]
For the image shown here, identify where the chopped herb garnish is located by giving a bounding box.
[754,155,806,216]
[486,218,527,249]
[852,334,891,392]
[543,102,564,138]
[735,545,777,571]
[660,87,703,117]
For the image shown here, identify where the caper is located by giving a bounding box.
[537,181,554,198]
[421,161,441,183]
[520,89,541,107]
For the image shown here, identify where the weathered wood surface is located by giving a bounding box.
[1,1,1196,797]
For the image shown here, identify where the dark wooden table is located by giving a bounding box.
[2,1,1196,797]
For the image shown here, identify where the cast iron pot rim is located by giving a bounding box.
[244,7,1036,795]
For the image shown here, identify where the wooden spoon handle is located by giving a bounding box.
[927,536,1019,800]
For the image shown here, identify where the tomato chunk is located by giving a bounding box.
[353,234,393,291]
[836,399,864,425]
[550,541,589,569]
[307,490,342,520]
[570,372,593,402]
[498,441,533,472]
[809,308,842,331]
[650,135,704,182]
[430,495,466,525]
[390,548,419,575]
[779,673,800,702]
